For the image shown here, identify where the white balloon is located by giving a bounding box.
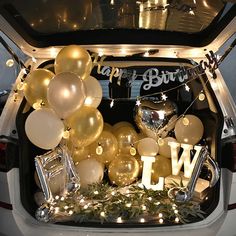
[137,137,159,156]
[75,158,104,188]
[83,76,102,108]
[25,108,64,150]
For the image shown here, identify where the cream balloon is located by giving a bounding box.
[158,137,179,158]
[75,158,104,188]
[115,126,138,154]
[108,154,139,186]
[174,115,204,145]
[89,130,118,164]
[67,106,104,147]
[54,45,92,80]
[137,137,159,156]
[25,108,64,150]
[83,76,102,108]
[24,69,54,107]
[47,72,86,119]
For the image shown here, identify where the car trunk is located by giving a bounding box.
[0,0,235,229]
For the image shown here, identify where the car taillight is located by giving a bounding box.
[0,139,18,172]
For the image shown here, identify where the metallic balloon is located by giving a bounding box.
[54,45,92,80]
[134,100,178,140]
[35,145,80,202]
[168,147,220,203]
[108,154,139,186]
[24,69,55,107]
[66,106,104,147]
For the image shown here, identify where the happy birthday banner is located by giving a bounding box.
[91,50,218,89]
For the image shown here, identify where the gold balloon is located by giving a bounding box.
[24,69,54,107]
[108,154,139,186]
[174,115,204,145]
[89,130,118,164]
[158,137,179,158]
[151,155,172,183]
[113,121,134,133]
[103,122,113,132]
[54,45,92,80]
[66,106,104,147]
[134,155,143,177]
[115,126,138,154]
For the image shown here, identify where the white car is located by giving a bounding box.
[0,1,236,236]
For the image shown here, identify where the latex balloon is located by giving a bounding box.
[75,158,104,188]
[54,45,92,80]
[134,155,143,177]
[83,76,102,108]
[158,137,179,158]
[134,100,178,139]
[115,126,138,154]
[67,106,104,147]
[47,72,86,119]
[103,122,113,132]
[25,108,64,149]
[108,154,139,186]
[72,147,89,164]
[137,137,159,156]
[113,121,134,133]
[24,69,54,107]
[89,130,118,164]
[174,115,204,145]
[151,155,172,183]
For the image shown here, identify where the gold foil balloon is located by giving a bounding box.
[24,69,54,107]
[158,137,179,158]
[108,154,139,186]
[115,126,138,154]
[89,130,118,164]
[67,106,104,147]
[137,137,159,156]
[25,108,64,150]
[151,155,172,183]
[47,72,86,119]
[54,45,92,80]
[84,76,103,108]
[75,158,104,188]
[174,115,204,145]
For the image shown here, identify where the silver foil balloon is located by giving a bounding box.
[35,145,80,203]
[168,147,220,203]
[134,100,178,139]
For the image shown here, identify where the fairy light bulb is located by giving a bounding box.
[16,82,26,91]
[6,59,14,67]
[140,218,145,223]
[159,218,164,224]
[32,101,42,110]
[136,98,141,106]
[175,217,180,223]
[100,212,106,217]
[182,117,189,126]
[117,217,123,223]
[110,99,114,108]
[184,84,190,92]
[62,130,70,139]
[129,144,137,156]
[96,143,103,155]
[32,56,37,63]
[198,92,205,101]
[161,93,168,101]
[144,51,150,57]
[189,9,195,15]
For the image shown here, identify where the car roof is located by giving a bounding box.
[0,0,236,48]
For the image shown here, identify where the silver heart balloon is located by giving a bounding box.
[134,100,178,139]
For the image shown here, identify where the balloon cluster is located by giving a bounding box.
[24,45,104,151]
